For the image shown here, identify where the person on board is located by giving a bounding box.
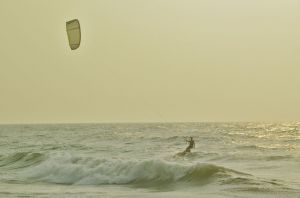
[184,137,195,153]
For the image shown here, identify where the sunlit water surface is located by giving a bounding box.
[0,122,299,197]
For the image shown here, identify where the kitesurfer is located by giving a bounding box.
[184,137,195,153]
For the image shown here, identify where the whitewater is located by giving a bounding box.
[0,122,299,197]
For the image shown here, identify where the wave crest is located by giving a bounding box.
[0,152,45,169]
[20,154,236,186]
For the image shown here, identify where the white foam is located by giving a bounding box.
[20,153,224,185]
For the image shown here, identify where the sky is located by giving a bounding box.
[0,0,300,123]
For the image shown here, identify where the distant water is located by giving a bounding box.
[0,122,299,198]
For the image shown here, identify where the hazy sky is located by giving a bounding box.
[0,0,300,123]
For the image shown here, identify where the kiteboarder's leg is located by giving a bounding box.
[185,146,191,153]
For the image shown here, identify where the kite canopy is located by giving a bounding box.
[66,19,81,50]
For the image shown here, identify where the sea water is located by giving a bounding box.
[0,122,299,198]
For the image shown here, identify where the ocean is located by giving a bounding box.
[0,122,299,198]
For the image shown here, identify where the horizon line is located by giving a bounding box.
[0,120,299,125]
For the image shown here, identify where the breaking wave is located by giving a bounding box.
[15,153,244,187]
[0,152,45,169]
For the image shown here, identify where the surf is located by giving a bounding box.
[16,153,247,188]
[0,152,45,169]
